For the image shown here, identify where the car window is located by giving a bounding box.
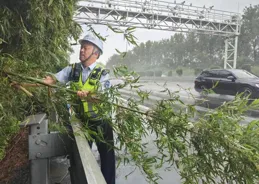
[209,70,219,78]
[218,70,232,78]
[201,70,219,78]
[200,71,211,77]
[232,70,258,79]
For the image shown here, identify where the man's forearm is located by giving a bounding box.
[20,76,56,87]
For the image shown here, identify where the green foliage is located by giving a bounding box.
[137,71,146,77]
[5,66,259,183]
[154,70,162,77]
[210,66,222,70]
[194,68,203,76]
[0,0,81,159]
[146,71,154,77]
[104,74,259,183]
[106,5,259,72]
[168,70,173,76]
[241,64,252,72]
[237,56,253,68]
[251,65,259,76]
[239,5,259,63]
[2,1,259,184]
[106,33,224,71]
[0,79,20,158]
[176,68,183,76]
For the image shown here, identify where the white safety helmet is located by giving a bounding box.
[79,34,104,55]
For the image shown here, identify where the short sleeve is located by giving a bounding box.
[55,66,72,84]
[99,73,111,90]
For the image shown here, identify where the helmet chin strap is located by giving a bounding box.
[82,47,97,65]
[83,53,94,63]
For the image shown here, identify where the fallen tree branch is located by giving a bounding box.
[2,70,186,126]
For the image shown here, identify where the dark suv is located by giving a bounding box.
[194,69,259,98]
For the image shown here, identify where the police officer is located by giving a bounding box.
[43,34,115,184]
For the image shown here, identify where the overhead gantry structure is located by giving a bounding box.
[74,0,241,69]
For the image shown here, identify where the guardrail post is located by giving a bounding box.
[21,113,49,184]
[21,113,71,184]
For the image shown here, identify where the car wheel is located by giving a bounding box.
[240,87,253,98]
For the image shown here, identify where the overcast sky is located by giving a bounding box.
[70,0,259,64]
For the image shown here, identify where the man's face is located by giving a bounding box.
[79,42,97,62]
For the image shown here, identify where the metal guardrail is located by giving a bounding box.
[21,114,50,184]
[21,113,106,184]
[21,113,72,184]
[69,119,106,184]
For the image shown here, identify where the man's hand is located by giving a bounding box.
[77,90,89,98]
[77,91,100,102]
[43,76,55,85]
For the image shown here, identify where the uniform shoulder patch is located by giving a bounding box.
[104,80,111,88]
[101,69,110,76]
